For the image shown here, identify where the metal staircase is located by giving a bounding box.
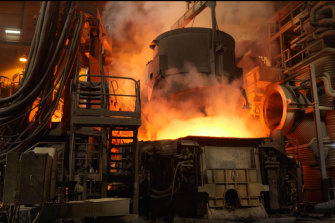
[69,74,141,203]
[76,80,109,109]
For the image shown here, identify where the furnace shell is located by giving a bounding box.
[146,27,242,100]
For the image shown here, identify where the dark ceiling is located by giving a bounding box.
[0,1,107,79]
[0,1,39,79]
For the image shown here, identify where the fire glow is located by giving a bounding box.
[156,116,260,140]
[139,70,269,140]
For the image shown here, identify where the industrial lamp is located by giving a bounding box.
[19,51,28,63]
[5,29,21,35]
[19,57,27,62]
[4,29,21,42]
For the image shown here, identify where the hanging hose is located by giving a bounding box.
[0,1,85,162]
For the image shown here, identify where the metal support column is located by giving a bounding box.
[206,1,217,76]
[132,142,140,214]
[310,63,329,201]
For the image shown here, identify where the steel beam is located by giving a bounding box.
[310,63,329,201]
[171,1,208,30]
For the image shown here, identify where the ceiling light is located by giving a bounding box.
[5,30,21,35]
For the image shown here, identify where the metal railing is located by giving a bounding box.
[73,74,141,120]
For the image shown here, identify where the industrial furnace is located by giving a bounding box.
[0,1,335,223]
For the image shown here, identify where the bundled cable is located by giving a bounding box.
[0,1,85,163]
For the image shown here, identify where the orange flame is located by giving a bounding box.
[139,72,269,141]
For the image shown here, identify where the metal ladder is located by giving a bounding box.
[107,126,138,198]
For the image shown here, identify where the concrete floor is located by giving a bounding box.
[88,214,335,223]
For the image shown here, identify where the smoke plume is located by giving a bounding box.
[183,1,275,71]
[102,1,185,85]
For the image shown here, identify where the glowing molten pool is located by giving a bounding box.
[156,115,262,140]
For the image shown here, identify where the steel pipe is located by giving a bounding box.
[261,84,298,134]
[310,1,327,25]
[320,72,335,97]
